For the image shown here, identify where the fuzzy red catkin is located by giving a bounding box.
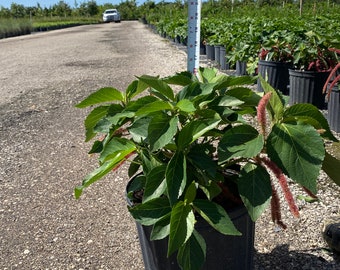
[257,92,272,136]
[261,157,300,218]
[270,183,287,229]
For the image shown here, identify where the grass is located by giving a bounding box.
[0,18,32,39]
[0,16,100,39]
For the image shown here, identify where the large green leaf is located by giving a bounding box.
[143,165,167,203]
[83,106,110,141]
[135,100,173,116]
[176,99,196,113]
[99,137,136,163]
[322,151,340,187]
[177,230,206,270]
[283,103,338,141]
[238,163,272,221]
[163,71,194,86]
[128,197,171,226]
[149,115,178,152]
[126,79,149,100]
[166,151,187,206]
[177,118,221,150]
[168,201,195,256]
[128,117,151,143]
[187,145,218,178]
[150,213,171,241]
[75,156,125,198]
[218,125,264,163]
[76,87,124,108]
[267,123,324,193]
[138,75,175,101]
[193,199,241,236]
[225,87,261,107]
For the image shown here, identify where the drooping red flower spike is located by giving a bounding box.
[257,92,272,136]
[260,156,300,219]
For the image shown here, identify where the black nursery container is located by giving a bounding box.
[289,69,330,109]
[327,86,340,132]
[135,205,255,270]
[236,61,247,76]
[257,60,292,94]
[206,44,215,61]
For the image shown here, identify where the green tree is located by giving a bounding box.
[10,3,26,18]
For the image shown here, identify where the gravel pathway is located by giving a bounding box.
[0,21,339,270]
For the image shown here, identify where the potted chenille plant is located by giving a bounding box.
[75,67,340,270]
[289,30,337,109]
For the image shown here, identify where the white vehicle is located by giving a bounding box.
[102,9,121,23]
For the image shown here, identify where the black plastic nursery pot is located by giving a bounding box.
[257,60,292,94]
[219,46,229,70]
[205,44,215,61]
[236,61,247,76]
[214,45,221,66]
[289,69,330,109]
[127,180,255,270]
[327,85,340,132]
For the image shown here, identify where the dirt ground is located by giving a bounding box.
[0,21,339,270]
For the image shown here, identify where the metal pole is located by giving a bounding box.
[187,0,201,75]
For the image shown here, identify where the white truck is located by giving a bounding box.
[102,9,121,23]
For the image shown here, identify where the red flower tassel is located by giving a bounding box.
[260,156,300,218]
[257,92,272,136]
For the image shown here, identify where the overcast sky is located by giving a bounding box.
[0,1,152,9]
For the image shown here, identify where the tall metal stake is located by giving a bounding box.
[187,0,201,75]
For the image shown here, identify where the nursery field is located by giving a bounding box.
[0,21,339,269]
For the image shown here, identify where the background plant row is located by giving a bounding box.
[146,2,340,71]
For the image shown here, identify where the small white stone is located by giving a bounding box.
[87,239,93,244]
[23,249,30,255]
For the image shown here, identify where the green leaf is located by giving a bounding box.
[177,118,221,150]
[128,197,171,226]
[74,157,123,199]
[238,163,272,221]
[283,103,338,141]
[187,145,218,178]
[218,95,244,107]
[166,151,187,206]
[226,87,261,106]
[322,151,340,187]
[126,79,148,100]
[143,165,167,203]
[193,199,241,236]
[218,125,264,163]
[176,99,196,113]
[150,213,171,240]
[128,117,151,143]
[84,106,110,141]
[184,182,197,204]
[76,87,124,108]
[138,75,175,101]
[88,140,103,154]
[135,100,173,116]
[163,71,194,86]
[99,137,136,163]
[267,123,324,193]
[168,201,195,256]
[149,115,178,152]
[259,75,285,121]
[177,230,206,270]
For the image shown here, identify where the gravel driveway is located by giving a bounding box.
[0,21,339,270]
